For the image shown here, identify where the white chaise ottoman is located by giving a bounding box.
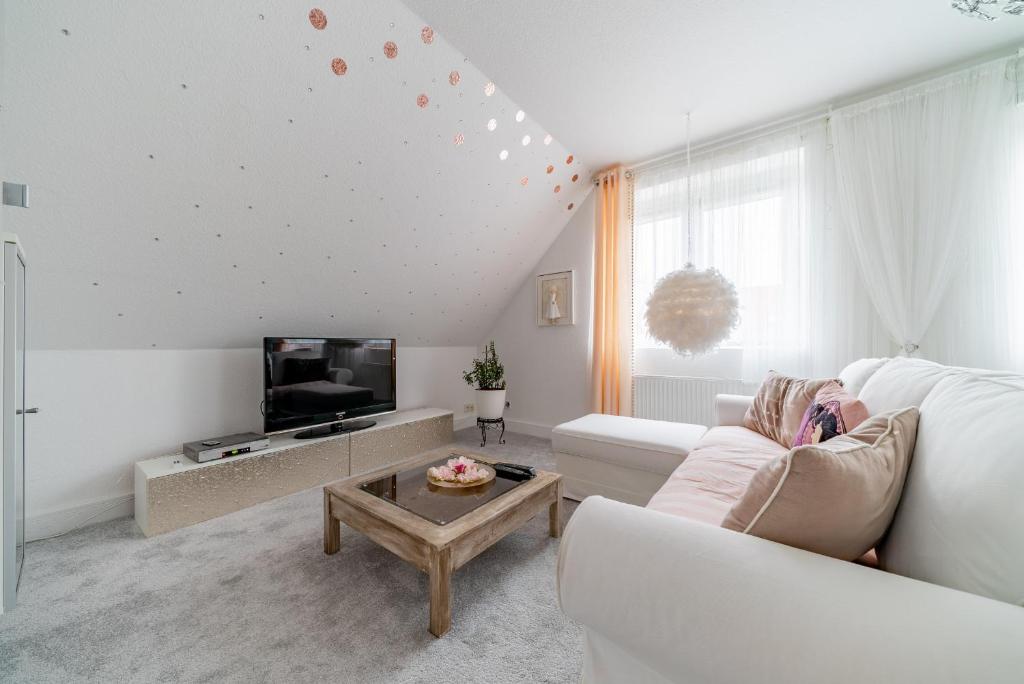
[551,414,707,506]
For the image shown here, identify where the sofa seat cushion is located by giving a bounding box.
[551,414,708,476]
[646,426,786,525]
[879,373,1024,606]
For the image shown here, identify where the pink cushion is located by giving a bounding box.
[646,427,786,525]
[792,380,869,447]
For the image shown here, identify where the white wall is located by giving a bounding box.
[482,191,595,438]
[24,345,474,539]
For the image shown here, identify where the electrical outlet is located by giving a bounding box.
[463,404,475,413]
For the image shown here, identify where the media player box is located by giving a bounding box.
[183,432,270,463]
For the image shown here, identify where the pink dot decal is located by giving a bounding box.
[309,8,327,30]
[520,177,529,186]
[571,173,579,182]
[383,41,398,59]
[331,58,347,75]
[417,93,429,108]
[449,70,460,86]
[421,26,435,44]
[566,154,574,164]
[453,132,464,146]
[568,203,574,210]
[546,165,554,174]
[554,185,561,193]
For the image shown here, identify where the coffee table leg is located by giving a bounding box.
[549,480,563,538]
[429,546,453,637]
[324,490,341,555]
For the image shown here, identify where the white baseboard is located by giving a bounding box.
[452,414,555,440]
[26,493,134,542]
[502,418,555,440]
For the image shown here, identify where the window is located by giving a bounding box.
[632,135,817,380]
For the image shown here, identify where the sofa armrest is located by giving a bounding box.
[714,393,753,426]
[558,497,1024,684]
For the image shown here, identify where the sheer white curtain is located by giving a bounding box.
[633,125,889,382]
[830,60,1011,357]
[921,62,1024,371]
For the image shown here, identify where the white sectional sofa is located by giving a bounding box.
[556,358,1024,683]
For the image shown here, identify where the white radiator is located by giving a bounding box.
[633,375,758,426]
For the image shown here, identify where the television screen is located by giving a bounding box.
[263,337,397,434]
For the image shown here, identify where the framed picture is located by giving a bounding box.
[537,270,574,327]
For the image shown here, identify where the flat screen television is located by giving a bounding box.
[263,337,397,438]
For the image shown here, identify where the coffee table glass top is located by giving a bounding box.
[358,455,528,525]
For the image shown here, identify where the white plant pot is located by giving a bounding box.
[475,389,507,420]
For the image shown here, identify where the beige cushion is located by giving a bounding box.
[722,408,920,561]
[646,426,786,525]
[742,371,835,447]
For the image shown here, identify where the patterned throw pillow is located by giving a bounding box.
[743,371,837,448]
[793,380,869,447]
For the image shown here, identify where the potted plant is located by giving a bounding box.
[463,341,507,420]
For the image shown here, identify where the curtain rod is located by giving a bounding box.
[623,45,1021,177]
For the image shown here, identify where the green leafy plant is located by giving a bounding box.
[462,341,506,390]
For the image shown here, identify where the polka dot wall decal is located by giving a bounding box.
[543,134,553,145]
[572,173,579,182]
[309,8,327,30]
[449,70,460,86]
[383,41,398,59]
[487,118,497,131]
[520,177,529,186]
[453,132,464,146]
[554,185,561,193]
[331,58,347,75]
[546,164,554,174]
[521,134,531,146]
[566,154,574,164]
[416,93,429,108]
[421,26,435,44]
[484,82,495,97]
[515,110,525,122]
[61,28,70,36]
[499,149,509,161]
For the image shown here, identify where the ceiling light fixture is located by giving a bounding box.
[952,0,1024,20]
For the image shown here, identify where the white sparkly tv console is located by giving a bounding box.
[134,408,453,536]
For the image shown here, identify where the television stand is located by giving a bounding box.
[294,419,377,440]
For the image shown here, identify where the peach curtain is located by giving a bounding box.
[591,167,632,415]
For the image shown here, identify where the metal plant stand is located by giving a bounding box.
[476,417,506,447]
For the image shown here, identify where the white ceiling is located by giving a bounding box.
[0,0,589,349]
[404,0,1024,168]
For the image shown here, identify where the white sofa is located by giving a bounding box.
[557,358,1024,683]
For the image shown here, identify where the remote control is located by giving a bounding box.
[492,463,536,481]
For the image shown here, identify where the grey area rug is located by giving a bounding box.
[0,430,582,683]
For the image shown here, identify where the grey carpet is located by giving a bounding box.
[0,430,582,683]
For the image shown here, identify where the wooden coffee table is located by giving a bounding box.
[323,448,563,637]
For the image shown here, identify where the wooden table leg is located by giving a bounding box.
[549,480,563,538]
[324,490,341,555]
[429,546,453,637]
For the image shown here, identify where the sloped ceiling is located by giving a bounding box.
[405,0,1024,168]
[0,0,590,349]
